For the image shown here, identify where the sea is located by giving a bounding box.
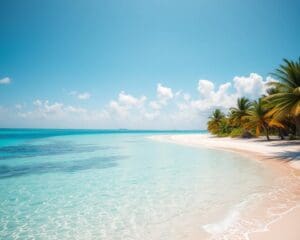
[0,129,299,240]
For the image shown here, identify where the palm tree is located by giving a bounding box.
[245,99,283,140]
[229,97,252,127]
[218,117,231,136]
[266,58,300,136]
[207,109,225,135]
[265,87,279,96]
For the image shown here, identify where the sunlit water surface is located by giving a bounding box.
[0,129,299,240]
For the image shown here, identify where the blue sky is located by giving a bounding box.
[0,0,299,129]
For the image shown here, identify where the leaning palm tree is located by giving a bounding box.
[266,58,300,136]
[207,109,225,135]
[229,97,252,127]
[245,99,283,140]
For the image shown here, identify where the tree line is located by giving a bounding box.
[207,58,300,140]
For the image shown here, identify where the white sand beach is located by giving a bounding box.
[150,134,300,240]
[150,134,300,170]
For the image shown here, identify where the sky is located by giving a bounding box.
[0,0,299,129]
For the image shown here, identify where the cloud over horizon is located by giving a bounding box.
[0,73,276,129]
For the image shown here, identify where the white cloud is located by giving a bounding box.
[33,99,43,107]
[65,106,87,114]
[197,80,214,98]
[0,77,11,84]
[183,93,191,101]
[70,91,91,100]
[233,73,272,99]
[30,99,88,118]
[143,111,160,121]
[107,92,149,123]
[11,99,112,128]
[149,101,161,110]
[109,100,129,118]
[118,91,146,108]
[1,73,273,129]
[193,80,236,111]
[157,83,173,103]
[34,100,64,115]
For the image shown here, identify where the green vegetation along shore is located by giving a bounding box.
[207,58,300,140]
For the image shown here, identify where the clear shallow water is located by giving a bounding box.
[0,129,297,239]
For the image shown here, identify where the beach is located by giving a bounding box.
[150,134,300,240]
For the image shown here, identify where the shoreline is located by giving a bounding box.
[149,134,300,240]
[149,134,300,170]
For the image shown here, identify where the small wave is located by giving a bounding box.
[202,172,300,240]
[202,194,259,239]
[203,203,245,234]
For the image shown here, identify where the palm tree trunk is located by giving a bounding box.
[265,127,270,141]
[278,128,284,140]
[295,115,300,137]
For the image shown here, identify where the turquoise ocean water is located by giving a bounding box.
[0,129,297,240]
